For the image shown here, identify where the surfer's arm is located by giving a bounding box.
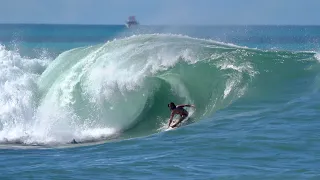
[178,104,195,108]
[168,112,174,127]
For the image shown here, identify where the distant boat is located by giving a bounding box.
[125,16,139,28]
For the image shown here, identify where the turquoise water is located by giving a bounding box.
[0,25,320,179]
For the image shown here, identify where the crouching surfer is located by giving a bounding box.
[167,102,195,128]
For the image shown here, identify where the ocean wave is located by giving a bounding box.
[0,34,318,146]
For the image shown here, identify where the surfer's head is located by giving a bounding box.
[168,102,176,110]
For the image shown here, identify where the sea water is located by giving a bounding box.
[0,24,319,179]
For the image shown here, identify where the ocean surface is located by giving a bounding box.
[0,24,320,179]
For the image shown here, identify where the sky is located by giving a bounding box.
[1,0,320,25]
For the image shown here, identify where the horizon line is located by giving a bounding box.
[1,23,320,27]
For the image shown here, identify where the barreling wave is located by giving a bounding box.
[0,34,318,146]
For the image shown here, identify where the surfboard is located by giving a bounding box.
[166,127,175,131]
[170,120,181,128]
[165,119,182,131]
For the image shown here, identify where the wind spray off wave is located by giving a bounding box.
[0,34,318,145]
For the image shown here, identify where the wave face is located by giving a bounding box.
[0,34,318,145]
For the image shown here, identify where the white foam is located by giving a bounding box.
[0,44,50,144]
[0,45,118,145]
[315,52,320,62]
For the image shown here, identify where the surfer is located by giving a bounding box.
[167,102,195,128]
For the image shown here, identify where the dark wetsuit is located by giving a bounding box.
[170,106,189,128]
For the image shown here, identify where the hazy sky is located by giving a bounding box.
[1,0,320,25]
